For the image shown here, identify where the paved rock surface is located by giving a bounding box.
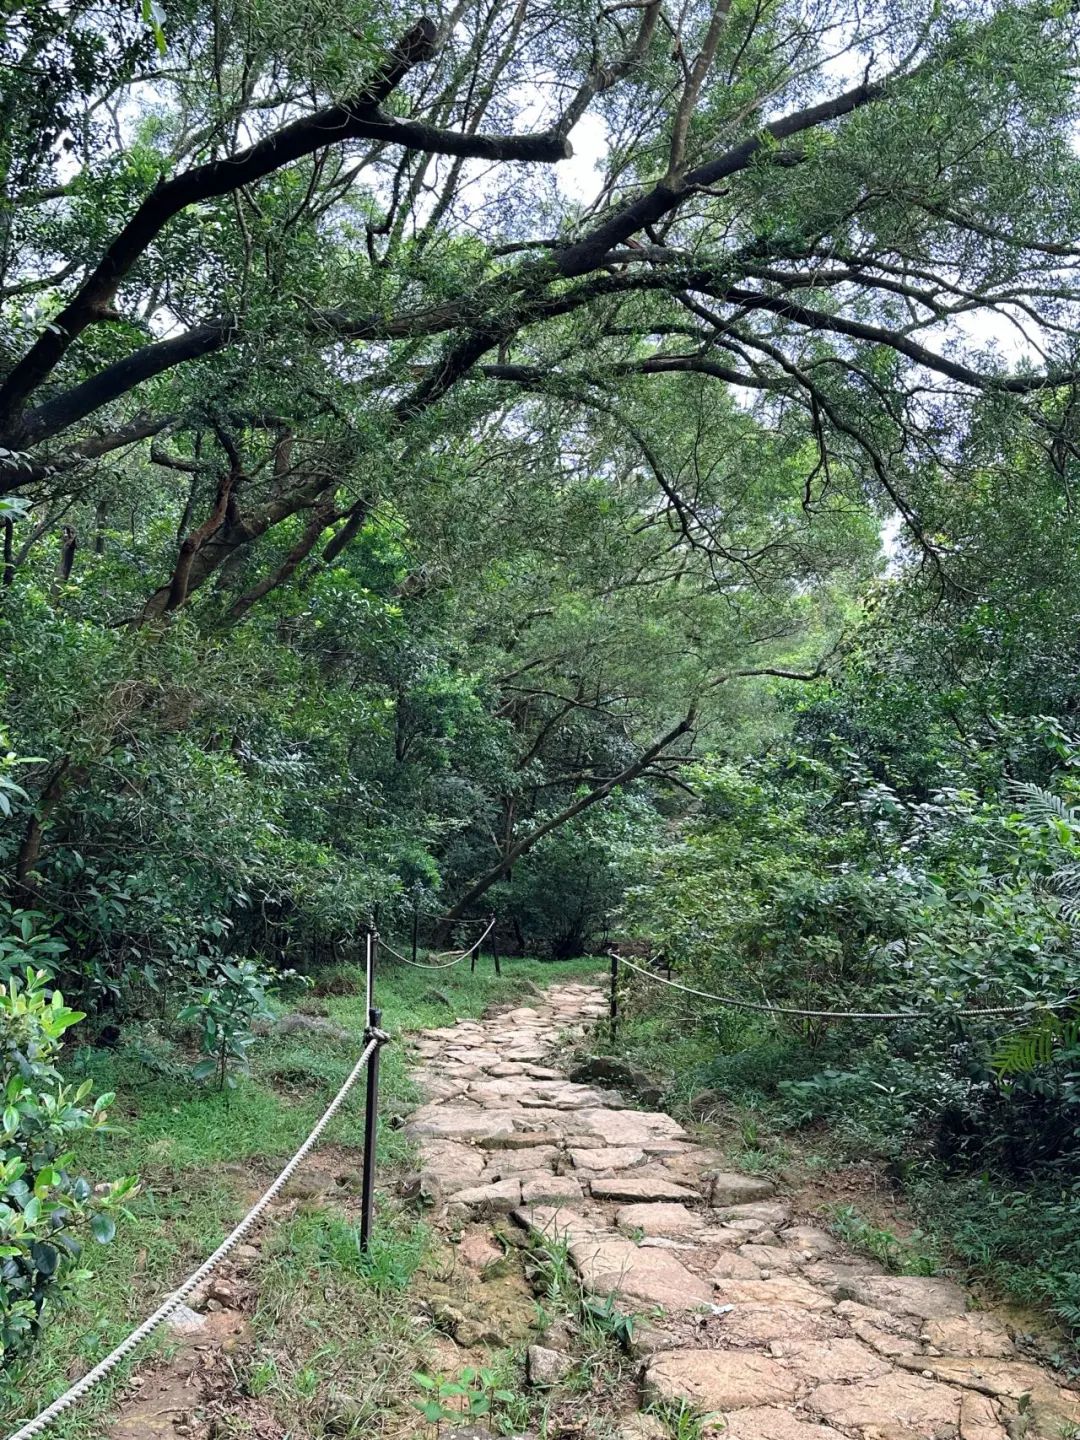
[404,982,1079,1439]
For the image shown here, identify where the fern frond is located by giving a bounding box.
[993,1013,1080,1075]
[1009,780,1080,831]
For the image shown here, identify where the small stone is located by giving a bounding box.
[166,1304,206,1335]
[614,1414,668,1440]
[446,1177,522,1220]
[710,1174,775,1206]
[526,1345,572,1387]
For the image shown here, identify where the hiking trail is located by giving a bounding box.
[406,980,1080,1440]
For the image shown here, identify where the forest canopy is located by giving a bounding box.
[4,0,1080,1375]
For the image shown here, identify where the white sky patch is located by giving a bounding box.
[557,113,609,205]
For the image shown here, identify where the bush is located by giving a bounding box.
[0,967,137,1376]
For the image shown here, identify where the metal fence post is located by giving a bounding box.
[360,928,383,1252]
[609,952,619,1044]
[412,900,419,964]
[491,914,501,976]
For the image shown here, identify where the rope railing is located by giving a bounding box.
[7,934,393,1440]
[612,952,1076,1024]
[380,916,497,970]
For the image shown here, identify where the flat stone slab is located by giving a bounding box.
[520,1175,585,1205]
[897,1356,1080,1419]
[768,1337,892,1384]
[478,1129,562,1149]
[406,1105,515,1143]
[720,1304,842,1347]
[569,1146,646,1172]
[418,1139,487,1194]
[569,1234,714,1311]
[808,1371,961,1432]
[573,1108,688,1146]
[719,1409,849,1440]
[590,1177,699,1203]
[715,1278,836,1311]
[617,1202,705,1237]
[845,1274,969,1320]
[716,1200,791,1227]
[646,1349,800,1411]
[922,1313,1014,1358]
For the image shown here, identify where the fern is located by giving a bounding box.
[1008,780,1080,831]
[993,1013,1080,1075]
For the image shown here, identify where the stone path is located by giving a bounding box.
[405,981,1080,1440]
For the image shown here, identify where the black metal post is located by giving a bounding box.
[470,926,477,973]
[609,952,619,1044]
[491,915,501,976]
[412,899,419,964]
[360,929,381,1252]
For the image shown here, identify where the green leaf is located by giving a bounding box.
[91,1213,116,1245]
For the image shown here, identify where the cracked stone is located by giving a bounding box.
[645,1349,800,1411]
[718,1409,850,1440]
[921,1313,1014,1358]
[710,1174,776,1206]
[715,1278,836,1311]
[569,1234,714,1310]
[808,1371,962,1433]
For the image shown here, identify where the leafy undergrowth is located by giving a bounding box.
[3,954,601,1438]
[604,998,1080,1353]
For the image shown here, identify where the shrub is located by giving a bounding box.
[0,967,137,1375]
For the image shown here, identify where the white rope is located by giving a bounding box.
[7,1034,380,1440]
[380,917,496,971]
[615,953,1075,1022]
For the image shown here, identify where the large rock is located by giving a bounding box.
[569,1234,713,1310]
[897,1356,1080,1420]
[484,1147,561,1178]
[710,1174,776,1206]
[590,1177,699,1203]
[807,1372,961,1432]
[617,1202,705,1237]
[645,1349,800,1411]
[960,1391,1008,1440]
[845,1274,969,1321]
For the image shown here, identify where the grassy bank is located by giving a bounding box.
[4,953,602,1438]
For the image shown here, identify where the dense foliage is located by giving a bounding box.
[0,965,134,1377]
[2,0,1080,1361]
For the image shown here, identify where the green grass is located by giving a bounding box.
[2,952,602,1437]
